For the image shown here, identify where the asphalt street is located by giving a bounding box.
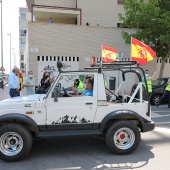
[0,86,170,170]
[152,105,170,125]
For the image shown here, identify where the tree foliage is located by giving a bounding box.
[118,0,170,77]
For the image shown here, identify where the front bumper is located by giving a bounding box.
[142,120,155,132]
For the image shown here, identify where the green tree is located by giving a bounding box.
[118,0,170,77]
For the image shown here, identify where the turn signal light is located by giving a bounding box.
[26,112,33,114]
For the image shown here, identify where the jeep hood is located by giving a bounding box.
[0,94,46,109]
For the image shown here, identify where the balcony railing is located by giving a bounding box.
[31,4,82,25]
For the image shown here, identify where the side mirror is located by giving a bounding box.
[54,87,58,102]
[57,61,63,72]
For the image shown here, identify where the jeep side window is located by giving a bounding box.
[52,74,94,98]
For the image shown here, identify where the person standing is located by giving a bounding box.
[142,70,157,99]
[77,75,85,93]
[157,78,170,108]
[18,72,24,91]
[49,17,53,24]
[8,66,20,97]
[23,71,35,95]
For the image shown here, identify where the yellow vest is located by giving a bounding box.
[77,81,85,92]
[18,76,24,89]
[165,82,170,91]
[104,79,107,87]
[143,79,152,92]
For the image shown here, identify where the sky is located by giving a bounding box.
[0,0,26,73]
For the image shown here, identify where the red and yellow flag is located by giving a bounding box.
[102,45,118,63]
[131,38,156,65]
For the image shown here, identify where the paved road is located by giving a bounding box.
[152,104,170,127]
[0,87,170,170]
[0,86,9,100]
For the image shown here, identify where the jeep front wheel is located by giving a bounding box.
[0,123,33,162]
[105,120,140,154]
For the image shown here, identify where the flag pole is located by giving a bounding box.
[101,44,102,63]
[101,44,103,71]
[91,51,95,66]
[130,37,132,61]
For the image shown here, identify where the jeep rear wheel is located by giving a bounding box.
[105,120,140,154]
[0,123,33,162]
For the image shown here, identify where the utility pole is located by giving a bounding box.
[7,34,11,71]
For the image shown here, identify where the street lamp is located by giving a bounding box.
[0,0,4,89]
[12,48,14,67]
[7,34,11,71]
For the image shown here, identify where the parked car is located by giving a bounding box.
[0,76,8,87]
[150,78,169,105]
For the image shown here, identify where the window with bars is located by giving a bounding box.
[20,13,26,20]
[21,55,24,60]
[20,38,26,44]
[20,30,27,36]
[20,21,27,28]
[20,46,25,52]
[20,63,24,68]
[118,0,125,4]
[37,56,80,62]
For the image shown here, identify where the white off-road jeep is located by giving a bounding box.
[0,61,155,162]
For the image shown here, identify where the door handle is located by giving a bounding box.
[85,102,93,105]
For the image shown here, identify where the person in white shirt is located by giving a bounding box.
[23,71,35,95]
[8,66,20,97]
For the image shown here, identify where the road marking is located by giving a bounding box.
[155,122,170,125]
[53,167,81,170]
[152,115,170,118]
[153,111,170,112]
[154,127,170,134]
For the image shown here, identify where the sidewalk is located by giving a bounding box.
[0,86,10,101]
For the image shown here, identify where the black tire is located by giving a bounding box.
[0,123,33,162]
[105,120,141,155]
[150,93,161,105]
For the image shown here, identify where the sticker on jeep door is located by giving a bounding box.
[52,115,91,124]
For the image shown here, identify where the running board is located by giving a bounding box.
[38,130,102,137]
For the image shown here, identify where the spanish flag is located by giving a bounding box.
[102,45,118,63]
[131,38,156,65]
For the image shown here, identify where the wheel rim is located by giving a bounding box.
[113,127,135,150]
[153,95,160,104]
[0,132,23,156]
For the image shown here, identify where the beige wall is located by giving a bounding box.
[34,0,77,8]
[157,58,170,77]
[25,0,169,83]
[78,0,124,27]
[27,23,157,84]
[27,0,124,27]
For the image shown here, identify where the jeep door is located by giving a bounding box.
[46,73,98,130]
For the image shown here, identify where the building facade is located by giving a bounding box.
[19,7,31,73]
[25,0,157,87]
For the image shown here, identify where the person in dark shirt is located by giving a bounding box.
[40,72,51,93]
